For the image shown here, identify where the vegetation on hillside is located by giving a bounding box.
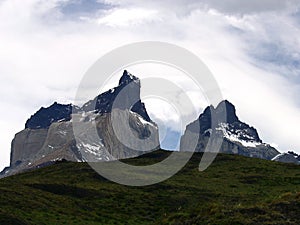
[0,150,299,225]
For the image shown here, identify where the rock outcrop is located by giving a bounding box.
[272,151,300,164]
[180,100,280,160]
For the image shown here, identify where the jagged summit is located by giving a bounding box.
[194,100,261,143]
[119,70,140,86]
[215,100,261,143]
[196,100,238,134]
[27,70,151,130]
[215,100,239,124]
[82,72,136,110]
[181,99,278,160]
[25,102,78,129]
[81,70,150,122]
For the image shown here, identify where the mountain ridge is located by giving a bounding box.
[25,70,151,130]
[2,71,299,178]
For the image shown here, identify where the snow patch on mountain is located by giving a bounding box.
[136,112,154,126]
[216,123,262,147]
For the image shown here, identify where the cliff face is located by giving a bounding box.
[180,100,280,160]
[1,71,159,178]
[10,128,49,167]
[73,109,159,162]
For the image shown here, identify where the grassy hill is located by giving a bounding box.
[0,150,299,225]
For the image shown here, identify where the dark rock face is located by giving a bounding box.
[25,102,75,129]
[26,71,151,131]
[81,70,151,122]
[180,100,279,160]
[2,70,159,178]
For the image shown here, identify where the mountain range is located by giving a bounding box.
[1,71,299,178]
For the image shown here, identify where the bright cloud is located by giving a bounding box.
[97,8,159,27]
[103,0,300,14]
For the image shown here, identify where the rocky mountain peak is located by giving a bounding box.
[119,70,140,86]
[198,100,239,131]
[81,70,150,122]
[27,70,150,130]
[181,100,278,160]
[25,102,75,129]
[2,70,159,178]
[196,100,261,143]
[215,100,239,124]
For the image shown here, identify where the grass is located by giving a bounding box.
[0,150,299,224]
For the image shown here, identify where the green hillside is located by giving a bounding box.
[0,150,299,225]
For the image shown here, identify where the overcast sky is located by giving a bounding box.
[0,0,300,170]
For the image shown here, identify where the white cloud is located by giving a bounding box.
[200,0,299,14]
[97,7,159,27]
[0,0,300,170]
[103,0,300,14]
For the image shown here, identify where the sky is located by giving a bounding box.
[0,0,300,170]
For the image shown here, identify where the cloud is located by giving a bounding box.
[0,0,300,170]
[97,8,159,27]
[103,0,300,14]
[200,0,299,14]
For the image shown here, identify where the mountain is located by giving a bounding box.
[180,100,280,160]
[0,150,299,224]
[1,70,160,178]
[2,70,297,178]
[272,151,300,164]
[25,102,79,129]
[81,70,151,122]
